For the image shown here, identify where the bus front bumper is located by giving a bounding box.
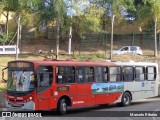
[5,99,35,110]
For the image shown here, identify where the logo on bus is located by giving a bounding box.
[73,101,84,104]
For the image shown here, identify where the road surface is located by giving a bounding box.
[1,97,160,120]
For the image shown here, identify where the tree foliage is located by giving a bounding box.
[95,0,135,59]
[0,32,13,45]
[0,0,160,57]
[141,0,160,57]
[65,0,105,40]
[0,0,38,45]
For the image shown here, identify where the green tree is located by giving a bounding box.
[55,0,66,59]
[0,0,19,46]
[0,32,13,45]
[137,0,160,57]
[137,5,152,32]
[0,0,17,35]
[66,0,104,51]
[143,0,160,57]
[12,0,38,59]
[67,0,73,55]
[35,0,66,59]
[99,0,135,59]
[0,0,37,49]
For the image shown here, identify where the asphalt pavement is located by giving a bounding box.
[1,96,160,120]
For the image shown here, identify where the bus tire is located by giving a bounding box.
[121,92,131,107]
[57,98,67,115]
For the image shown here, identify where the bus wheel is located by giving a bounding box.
[121,92,131,107]
[57,98,67,115]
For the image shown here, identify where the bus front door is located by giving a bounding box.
[36,66,54,110]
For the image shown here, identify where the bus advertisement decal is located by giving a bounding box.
[91,83,124,94]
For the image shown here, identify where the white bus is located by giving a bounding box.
[112,61,159,105]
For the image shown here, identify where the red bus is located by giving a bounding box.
[3,60,159,114]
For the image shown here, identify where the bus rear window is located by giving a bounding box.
[146,67,156,81]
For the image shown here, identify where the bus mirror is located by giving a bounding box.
[2,67,8,83]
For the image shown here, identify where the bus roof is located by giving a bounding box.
[114,61,158,66]
[9,60,116,66]
[9,60,158,67]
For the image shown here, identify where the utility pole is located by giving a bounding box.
[154,15,157,57]
[16,15,20,60]
[110,15,115,60]
[56,21,60,60]
[68,0,73,55]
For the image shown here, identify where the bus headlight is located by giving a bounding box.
[29,97,32,100]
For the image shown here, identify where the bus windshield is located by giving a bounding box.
[7,70,35,92]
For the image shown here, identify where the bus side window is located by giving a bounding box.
[76,67,85,83]
[146,66,156,81]
[85,67,94,82]
[95,67,103,83]
[67,67,75,83]
[135,67,145,81]
[103,67,108,82]
[122,67,134,82]
[56,66,75,84]
[37,66,53,87]
[95,67,108,83]
[76,66,94,83]
[109,67,121,82]
[36,66,53,94]
[56,67,64,84]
